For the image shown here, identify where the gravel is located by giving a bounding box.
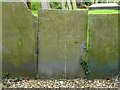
[1,77,119,88]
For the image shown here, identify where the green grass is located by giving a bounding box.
[31,10,38,17]
[88,9,120,14]
[31,9,120,17]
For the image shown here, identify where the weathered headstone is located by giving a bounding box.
[2,2,37,77]
[38,10,88,78]
[88,14,118,78]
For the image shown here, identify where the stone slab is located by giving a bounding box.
[89,3,120,10]
[38,10,88,79]
[2,2,37,77]
[88,14,119,78]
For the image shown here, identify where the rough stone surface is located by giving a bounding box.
[88,14,119,78]
[2,2,37,77]
[38,10,88,78]
[2,2,119,79]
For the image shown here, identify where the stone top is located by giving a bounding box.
[90,3,118,7]
[89,3,120,10]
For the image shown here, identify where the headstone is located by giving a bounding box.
[2,2,37,77]
[88,14,118,78]
[38,10,88,78]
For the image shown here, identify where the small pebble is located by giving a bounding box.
[2,77,119,88]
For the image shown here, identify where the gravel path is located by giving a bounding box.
[2,78,120,88]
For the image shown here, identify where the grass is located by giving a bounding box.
[31,9,120,17]
[31,10,38,17]
[88,9,120,14]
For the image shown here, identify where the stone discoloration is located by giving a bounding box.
[88,14,118,78]
[2,2,37,77]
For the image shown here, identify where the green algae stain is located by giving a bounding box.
[88,14,118,78]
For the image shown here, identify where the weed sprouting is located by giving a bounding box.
[80,56,90,77]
